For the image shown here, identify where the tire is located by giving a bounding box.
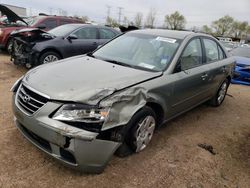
[209,79,229,107]
[39,51,60,65]
[115,106,157,157]
[6,38,13,54]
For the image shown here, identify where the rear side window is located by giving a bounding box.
[41,19,58,30]
[180,38,203,70]
[73,28,97,39]
[218,46,225,60]
[203,39,219,62]
[99,28,116,39]
[59,19,72,25]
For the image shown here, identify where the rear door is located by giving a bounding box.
[169,38,211,116]
[98,28,118,46]
[68,27,98,56]
[201,38,229,95]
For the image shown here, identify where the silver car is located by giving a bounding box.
[12,29,235,173]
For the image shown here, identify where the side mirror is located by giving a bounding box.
[37,23,46,29]
[67,34,78,40]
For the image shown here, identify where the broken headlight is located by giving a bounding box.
[52,104,109,123]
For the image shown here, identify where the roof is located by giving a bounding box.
[130,29,194,39]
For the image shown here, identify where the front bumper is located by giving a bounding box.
[12,94,121,173]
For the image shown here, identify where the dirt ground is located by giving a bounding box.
[0,52,249,188]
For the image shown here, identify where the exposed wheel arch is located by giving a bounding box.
[39,48,63,61]
[146,102,165,127]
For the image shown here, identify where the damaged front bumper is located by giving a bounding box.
[12,94,121,173]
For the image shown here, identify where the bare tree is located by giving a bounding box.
[231,21,248,38]
[212,15,234,36]
[134,12,143,28]
[145,8,156,28]
[201,25,213,34]
[164,11,186,30]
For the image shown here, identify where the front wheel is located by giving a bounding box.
[6,38,14,54]
[39,51,60,65]
[210,79,229,107]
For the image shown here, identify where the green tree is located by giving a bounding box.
[231,21,248,38]
[164,11,186,30]
[212,15,234,36]
[134,12,143,28]
[201,25,213,34]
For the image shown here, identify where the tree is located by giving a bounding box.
[164,11,186,30]
[145,8,156,28]
[81,16,89,23]
[201,25,213,34]
[106,16,119,27]
[231,21,248,38]
[134,12,143,28]
[212,15,234,36]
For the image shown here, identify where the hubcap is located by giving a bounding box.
[135,115,156,152]
[217,82,227,104]
[43,55,58,64]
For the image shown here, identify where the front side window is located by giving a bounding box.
[73,28,97,39]
[93,33,181,71]
[180,39,203,70]
[42,19,57,30]
[204,39,219,62]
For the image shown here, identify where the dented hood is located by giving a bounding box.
[0,4,28,25]
[23,55,162,104]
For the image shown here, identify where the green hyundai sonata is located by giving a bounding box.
[11,29,235,173]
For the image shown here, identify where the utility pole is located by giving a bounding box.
[118,7,123,25]
[106,5,111,18]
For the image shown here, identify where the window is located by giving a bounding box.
[99,28,116,39]
[41,19,57,30]
[203,39,219,62]
[218,46,225,60]
[180,39,203,70]
[59,19,72,25]
[73,28,97,39]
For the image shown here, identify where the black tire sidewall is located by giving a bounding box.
[39,51,60,65]
[126,106,156,152]
[211,79,229,106]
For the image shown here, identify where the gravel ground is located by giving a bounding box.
[0,52,249,188]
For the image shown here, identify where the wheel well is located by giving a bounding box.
[39,48,63,60]
[146,102,164,127]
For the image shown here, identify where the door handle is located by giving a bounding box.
[201,73,208,80]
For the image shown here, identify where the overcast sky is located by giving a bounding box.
[1,0,250,28]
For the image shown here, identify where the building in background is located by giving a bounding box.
[0,4,26,16]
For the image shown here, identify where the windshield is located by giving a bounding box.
[48,24,80,37]
[230,47,250,58]
[93,33,181,71]
[25,16,43,26]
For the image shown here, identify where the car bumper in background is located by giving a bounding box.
[232,68,250,86]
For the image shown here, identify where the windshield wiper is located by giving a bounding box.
[103,59,134,68]
[86,52,95,58]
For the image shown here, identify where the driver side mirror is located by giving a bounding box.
[67,34,78,40]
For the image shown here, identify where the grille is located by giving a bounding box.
[16,84,49,115]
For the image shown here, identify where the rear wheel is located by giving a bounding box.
[39,51,60,65]
[210,79,229,107]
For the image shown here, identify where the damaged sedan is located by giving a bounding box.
[10,24,120,68]
[12,29,235,173]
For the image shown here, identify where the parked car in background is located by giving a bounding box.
[0,4,84,52]
[230,47,250,86]
[10,24,120,68]
[220,41,239,51]
[11,29,234,173]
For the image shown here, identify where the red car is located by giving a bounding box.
[0,4,83,52]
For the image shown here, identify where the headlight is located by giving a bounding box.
[52,104,109,123]
[10,76,24,92]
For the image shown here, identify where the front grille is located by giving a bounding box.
[16,84,49,115]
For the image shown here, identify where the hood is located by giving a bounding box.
[0,4,28,25]
[234,56,250,66]
[23,55,162,104]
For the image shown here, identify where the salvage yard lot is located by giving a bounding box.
[0,52,249,188]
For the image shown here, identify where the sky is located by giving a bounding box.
[1,0,250,29]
